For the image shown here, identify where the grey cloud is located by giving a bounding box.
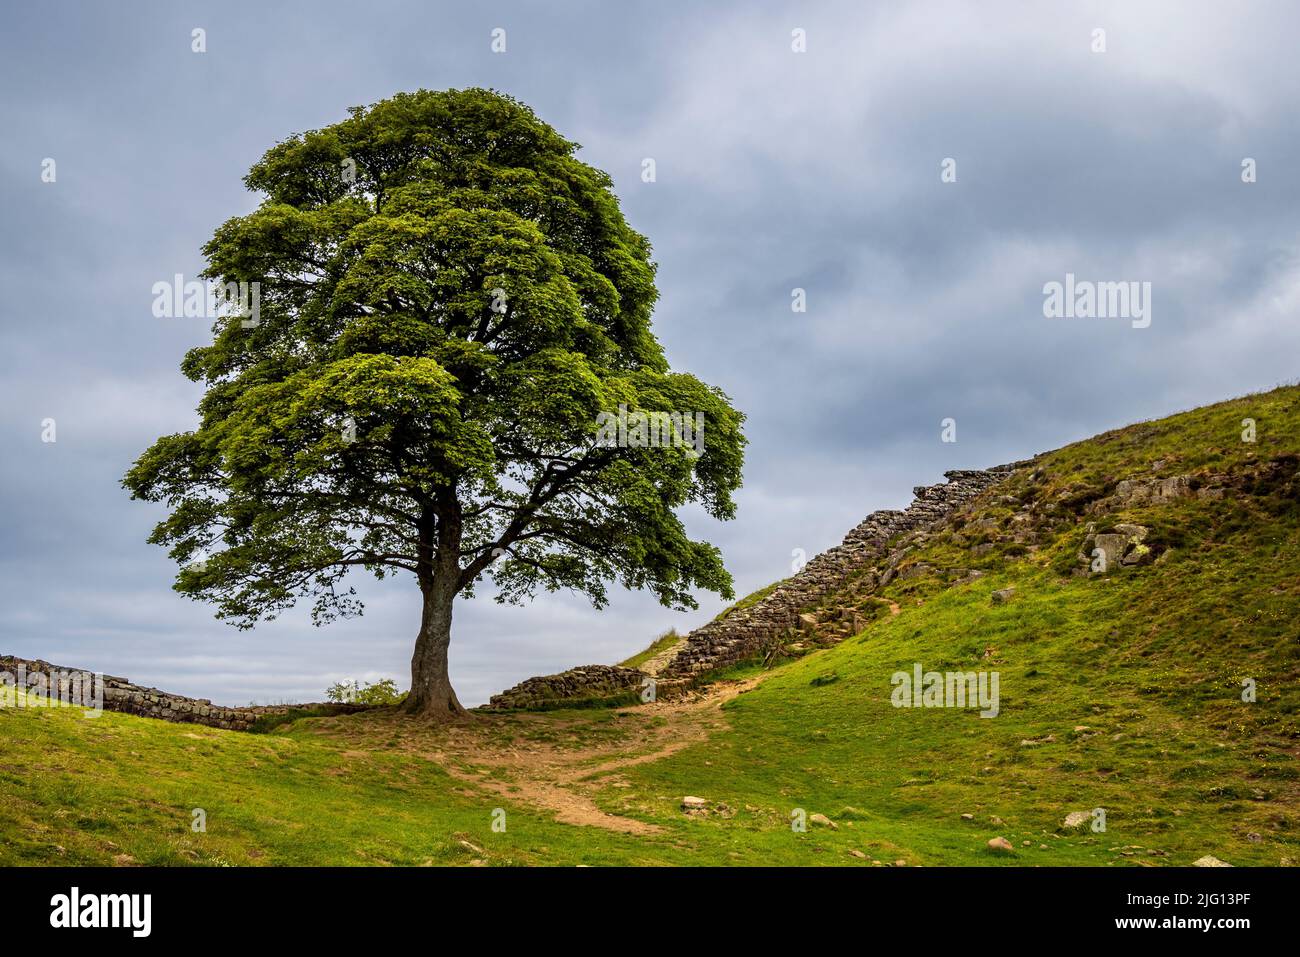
[2,1,1296,705]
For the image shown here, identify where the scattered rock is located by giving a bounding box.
[987,837,1015,853]
[961,813,975,821]
[1091,533,1128,571]
[898,563,933,581]
[1192,855,1231,867]
[991,587,1016,605]
[1113,523,1148,541]
[809,813,838,830]
[681,796,709,813]
[848,849,867,859]
[1121,543,1154,567]
[1062,811,1092,830]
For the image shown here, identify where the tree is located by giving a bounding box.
[124,89,745,718]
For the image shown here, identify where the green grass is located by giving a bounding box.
[601,563,1297,865]
[618,629,682,670]
[4,384,1298,866]
[584,383,1300,865]
[0,688,685,866]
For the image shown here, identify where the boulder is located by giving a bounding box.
[1062,811,1091,830]
[1113,523,1148,541]
[1156,475,1192,501]
[1120,542,1154,566]
[1113,479,1149,504]
[1091,533,1128,571]
[987,837,1015,853]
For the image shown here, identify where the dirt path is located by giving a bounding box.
[315,675,764,835]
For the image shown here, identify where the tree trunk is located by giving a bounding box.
[401,579,467,719]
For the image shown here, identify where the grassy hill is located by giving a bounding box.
[3,384,1298,866]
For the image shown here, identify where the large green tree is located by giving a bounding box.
[124,89,745,717]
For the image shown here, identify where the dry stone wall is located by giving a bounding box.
[485,461,1029,709]
[660,464,1027,678]
[0,655,366,731]
[486,664,649,710]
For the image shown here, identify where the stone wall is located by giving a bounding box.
[485,461,1030,710]
[485,664,697,710]
[0,655,367,732]
[660,464,1027,677]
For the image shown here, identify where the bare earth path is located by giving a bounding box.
[309,675,765,835]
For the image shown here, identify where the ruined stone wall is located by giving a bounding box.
[660,464,1026,678]
[0,655,366,732]
[486,664,648,710]
[485,663,699,710]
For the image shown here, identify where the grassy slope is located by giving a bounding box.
[3,385,1297,866]
[596,383,1300,865]
[0,689,637,866]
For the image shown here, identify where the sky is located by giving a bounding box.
[2,1,1298,706]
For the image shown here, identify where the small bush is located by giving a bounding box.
[326,678,405,706]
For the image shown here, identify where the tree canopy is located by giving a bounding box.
[125,88,746,715]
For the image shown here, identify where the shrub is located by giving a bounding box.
[326,678,405,706]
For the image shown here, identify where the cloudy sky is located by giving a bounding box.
[2,1,1298,706]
